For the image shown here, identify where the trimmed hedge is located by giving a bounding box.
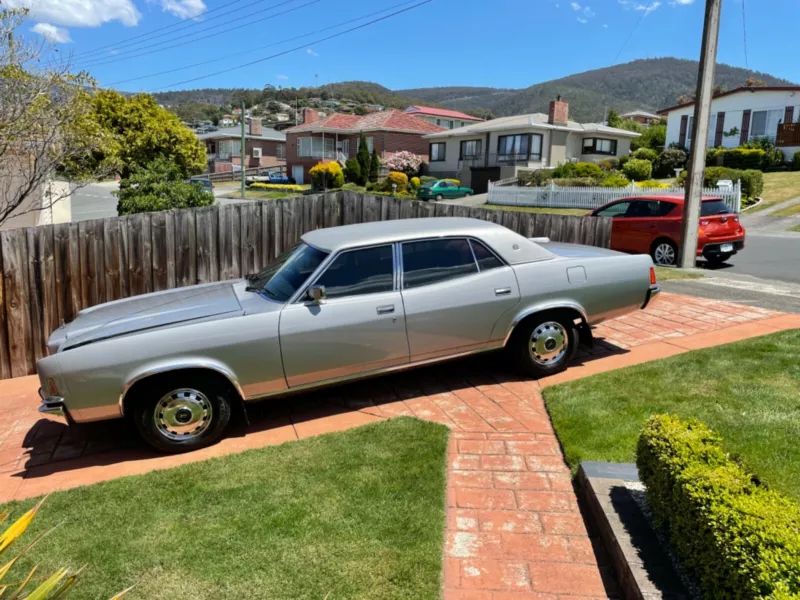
[677,166,764,199]
[623,158,653,181]
[637,415,800,600]
[706,147,766,170]
[553,162,603,179]
[600,173,630,188]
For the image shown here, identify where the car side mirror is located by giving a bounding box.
[307,285,326,305]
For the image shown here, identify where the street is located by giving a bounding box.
[698,232,800,285]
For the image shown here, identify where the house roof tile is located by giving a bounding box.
[286,110,445,134]
[404,106,484,121]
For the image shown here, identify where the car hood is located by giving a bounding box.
[49,281,244,353]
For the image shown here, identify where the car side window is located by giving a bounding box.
[438,181,450,188]
[469,239,504,271]
[595,201,631,218]
[658,201,678,216]
[313,245,394,299]
[625,201,655,218]
[402,239,478,289]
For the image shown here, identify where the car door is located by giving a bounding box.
[594,200,634,252]
[622,200,662,254]
[279,244,409,388]
[400,238,520,362]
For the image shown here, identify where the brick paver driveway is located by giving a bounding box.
[1,293,798,598]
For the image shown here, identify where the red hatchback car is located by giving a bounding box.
[590,195,746,266]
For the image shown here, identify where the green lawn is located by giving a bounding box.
[752,171,800,211]
[484,204,589,216]
[2,418,449,600]
[789,224,800,232]
[654,266,704,281]
[544,330,800,501]
[772,201,800,217]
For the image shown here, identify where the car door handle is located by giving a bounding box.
[494,287,512,296]
[376,304,395,314]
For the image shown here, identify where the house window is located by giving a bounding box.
[366,137,374,152]
[582,138,618,155]
[218,140,241,159]
[497,134,542,162]
[298,137,335,158]
[687,117,694,141]
[298,137,312,157]
[430,142,446,162]
[750,109,782,139]
[459,139,482,160]
[276,143,286,159]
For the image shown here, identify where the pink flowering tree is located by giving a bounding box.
[385,151,424,177]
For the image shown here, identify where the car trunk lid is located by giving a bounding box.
[701,199,743,240]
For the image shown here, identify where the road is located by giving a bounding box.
[697,232,800,285]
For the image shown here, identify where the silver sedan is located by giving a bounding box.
[37,218,659,452]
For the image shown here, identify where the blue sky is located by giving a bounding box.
[12,0,800,93]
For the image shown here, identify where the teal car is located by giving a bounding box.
[416,180,474,201]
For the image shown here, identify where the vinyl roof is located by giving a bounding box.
[404,106,484,121]
[301,217,555,264]
[423,113,641,139]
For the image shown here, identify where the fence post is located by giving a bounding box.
[548,180,555,206]
[736,179,742,213]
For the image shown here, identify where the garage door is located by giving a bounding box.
[470,168,501,195]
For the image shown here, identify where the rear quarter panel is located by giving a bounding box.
[496,254,652,339]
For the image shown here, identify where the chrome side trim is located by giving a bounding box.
[641,284,661,310]
[39,396,65,418]
[118,362,246,417]
[244,342,503,402]
[502,303,590,346]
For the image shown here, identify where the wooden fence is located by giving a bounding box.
[0,191,611,379]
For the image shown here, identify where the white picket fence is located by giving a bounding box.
[488,180,742,213]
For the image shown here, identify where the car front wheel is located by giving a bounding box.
[651,240,678,266]
[132,374,232,453]
[435,194,444,201]
[509,313,579,378]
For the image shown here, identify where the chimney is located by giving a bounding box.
[248,117,262,136]
[302,107,320,124]
[548,96,569,126]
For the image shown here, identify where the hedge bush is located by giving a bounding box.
[600,173,630,188]
[344,158,361,183]
[618,155,630,168]
[598,158,620,172]
[384,171,409,193]
[706,147,766,170]
[419,176,437,186]
[443,178,461,186]
[309,161,344,189]
[635,180,670,189]
[632,148,659,163]
[249,183,306,192]
[552,177,597,187]
[623,158,653,181]
[519,169,555,187]
[637,415,800,600]
[655,147,688,178]
[794,151,800,171]
[677,166,764,199]
[409,176,421,191]
[553,162,604,179]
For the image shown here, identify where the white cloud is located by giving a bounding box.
[672,0,693,4]
[635,1,662,14]
[3,0,141,27]
[602,23,609,27]
[570,1,581,9]
[577,17,588,23]
[570,2,595,18]
[31,22,71,42]
[583,6,595,17]
[156,0,206,19]
[306,48,319,57]
[276,74,289,80]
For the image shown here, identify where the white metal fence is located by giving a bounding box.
[488,180,742,213]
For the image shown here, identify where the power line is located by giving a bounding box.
[614,0,655,64]
[108,0,422,87]
[63,0,254,61]
[79,0,317,69]
[741,0,749,69]
[71,0,272,62]
[149,0,432,91]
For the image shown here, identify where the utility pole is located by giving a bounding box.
[240,100,246,200]
[679,0,723,268]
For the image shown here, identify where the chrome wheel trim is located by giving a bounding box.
[654,243,676,265]
[529,321,569,366]
[154,388,213,442]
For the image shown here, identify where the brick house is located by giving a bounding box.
[284,108,445,184]
[197,118,286,174]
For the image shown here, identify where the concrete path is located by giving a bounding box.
[741,196,800,232]
[442,193,488,207]
[1,294,798,598]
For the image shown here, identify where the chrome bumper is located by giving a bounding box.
[642,285,661,310]
[38,390,66,418]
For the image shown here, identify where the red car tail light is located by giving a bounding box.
[650,267,657,285]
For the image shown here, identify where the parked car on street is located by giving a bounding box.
[416,180,474,201]
[37,218,659,453]
[589,195,746,266]
[246,170,296,186]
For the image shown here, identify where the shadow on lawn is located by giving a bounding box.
[16,338,627,479]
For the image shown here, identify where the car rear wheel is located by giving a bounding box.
[132,374,231,453]
[435,194,444,201]
[464,192,471,197]
[651,240,678,266]
[509,313,579,378]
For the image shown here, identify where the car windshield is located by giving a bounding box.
[701,199,732,216]
[246,242,328,302]
[422,182,436,189]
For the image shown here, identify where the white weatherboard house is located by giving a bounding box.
[659,86,800,157]
[422,98,639,194]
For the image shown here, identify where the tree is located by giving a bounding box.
[384,151,421,178]
[85,90,207,179]
[115,158,214,215]
[0,7,116,226]
[356,135,371,186]
[606,108,623,128]
[369,148,380,183]
[353,105,369,116]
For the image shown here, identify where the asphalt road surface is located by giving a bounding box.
[696,233,800,285]
[71,181,119,222]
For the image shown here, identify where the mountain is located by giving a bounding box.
[147,59,795,123]
[397,58,795,122]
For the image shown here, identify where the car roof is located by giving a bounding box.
[613,195,724,204]
[301,217,554,264]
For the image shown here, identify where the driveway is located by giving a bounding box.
[71,181,119,221]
